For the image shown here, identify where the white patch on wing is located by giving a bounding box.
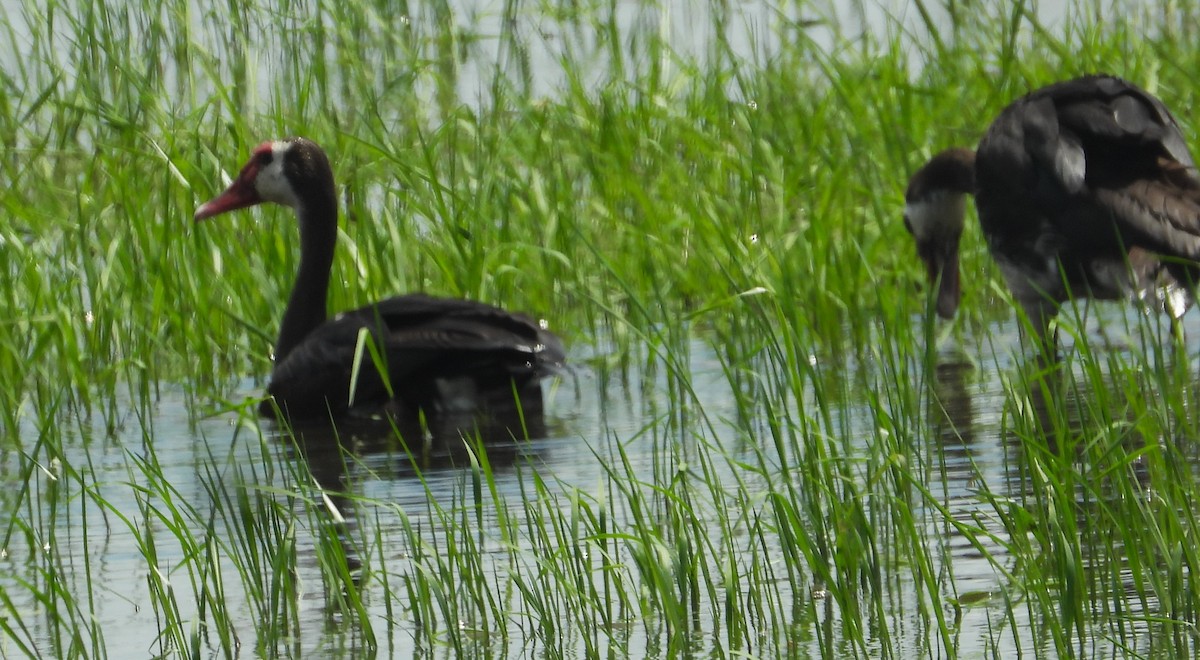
[1163,286,1192,319]
[1053,138,1086,193]
[1138,277,1193,319]
[997,248,1195,319]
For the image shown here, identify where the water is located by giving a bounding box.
[0,0,1074,120]
[6,301,1196,657]
[0,342,755,657]
[0,0,1190,656]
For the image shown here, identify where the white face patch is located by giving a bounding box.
[255,141,301,208]
[904,192,966,242]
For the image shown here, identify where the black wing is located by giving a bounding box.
[266,293,565,417]
[977,75,1200,257]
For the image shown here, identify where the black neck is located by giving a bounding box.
[275,196,337,364]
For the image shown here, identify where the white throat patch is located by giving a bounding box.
[904,192,966,242]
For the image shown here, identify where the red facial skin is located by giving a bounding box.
[194,142,275,221]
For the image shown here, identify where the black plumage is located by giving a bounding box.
[196,137,564,422]
[905,75,1200,345]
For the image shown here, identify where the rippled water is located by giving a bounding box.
[0,0,1071,114]
[5,297,1200,656]
[0,0,1179,656]
[5,304,1191,657]
[1,342,754,656]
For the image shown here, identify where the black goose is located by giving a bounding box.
[904,75,1200,348]
[195,137,565,423]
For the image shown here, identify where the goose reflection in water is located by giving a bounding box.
[262,397,563,598]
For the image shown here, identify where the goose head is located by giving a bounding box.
[195,137,333,221]
[903,147,976,318]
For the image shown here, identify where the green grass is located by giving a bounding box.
[5,0,1200,657]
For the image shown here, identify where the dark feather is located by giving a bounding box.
[266,294,564,419]
[906,75,1200,345]
[978,75,1200,273]
[198,138,565,426]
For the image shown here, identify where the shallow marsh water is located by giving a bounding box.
[6,304,1200,657]
[1,0,1198,657]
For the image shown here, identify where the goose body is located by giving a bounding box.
[195,137,564,422]
[905,75,1200,344]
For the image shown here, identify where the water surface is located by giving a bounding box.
[0,0,1190,657]
[7,299,1199,656]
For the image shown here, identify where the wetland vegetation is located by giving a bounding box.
[4,0,1200,657]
